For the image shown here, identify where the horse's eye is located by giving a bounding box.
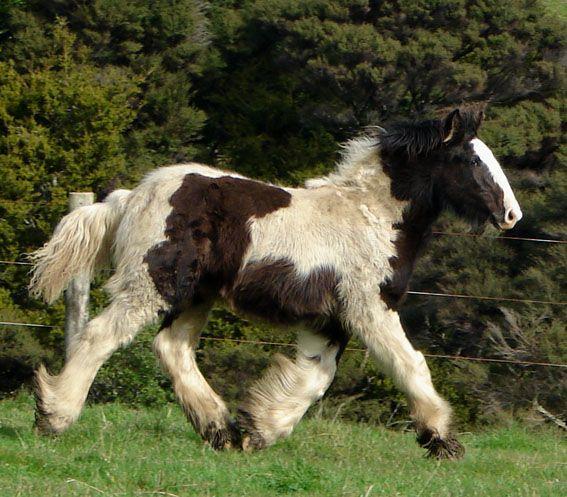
[470,157,480,167]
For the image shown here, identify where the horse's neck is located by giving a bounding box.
[316,142,442,300]
[396,201,440,260]
[377,196,440,308]
[307,147,439,256]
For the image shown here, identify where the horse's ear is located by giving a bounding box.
[442,109,464,144]
[472,103,486,132]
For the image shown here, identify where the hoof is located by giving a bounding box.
[236,409,267,452]
[203,420,241,450]
[34,396,69,435]
[417,430,465,460]
[34,412,65,436]
[241,432,267,452]
[33,365,73,435]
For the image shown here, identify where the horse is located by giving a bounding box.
[29,106,522,459]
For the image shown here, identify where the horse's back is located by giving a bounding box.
[107,162,398,317]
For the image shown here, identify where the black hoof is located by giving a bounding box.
[417,429,465,460]
[33,406,70,436]
[236,409,267,452]
[34,413,59,435]
[203,420,241,450]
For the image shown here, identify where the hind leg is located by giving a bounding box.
[238,329,343,450]
[35,296,160,434]
[153,305,239,449]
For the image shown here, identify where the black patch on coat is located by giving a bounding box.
[314,317,351,363]
[144,174,291,315]
[228,258,340,324]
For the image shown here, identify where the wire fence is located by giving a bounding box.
[0,321,56,329]
[0,320,565,369]
[0,260,118,273]
[0,200,53,206]
[1,196,566,245]
[1,221,565,369]
[431,231,567,244]
[405,291,566,306]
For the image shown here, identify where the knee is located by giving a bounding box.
[410,351,432,382]
[68,320,116,356]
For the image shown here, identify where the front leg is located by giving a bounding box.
[344,293,464,459]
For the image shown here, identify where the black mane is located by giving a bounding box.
[376,107,483,158]
[378,119,445,158]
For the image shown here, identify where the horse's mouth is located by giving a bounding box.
[489,214,502,230]
[490,205,523,230]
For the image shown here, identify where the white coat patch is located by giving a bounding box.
[470,138,522,223]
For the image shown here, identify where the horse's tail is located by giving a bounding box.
[28,189,131,304]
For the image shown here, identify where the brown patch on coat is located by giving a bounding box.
[315,317,351,363]
[144,174,291,313]
[379,206,439,311]
[227,258,340,324]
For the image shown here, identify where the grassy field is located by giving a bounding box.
[0,395,565,497]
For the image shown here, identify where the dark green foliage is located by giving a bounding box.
[1,0,212,177]
[198,0,565,182]
[0,0,565,428]
[64,0,212,174]
[0,18,140,341]
[91,326,175,406]
[0,2,212,405]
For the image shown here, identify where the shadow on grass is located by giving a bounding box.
[0,425,24,440]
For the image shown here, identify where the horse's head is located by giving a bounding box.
[433,107,522,230]
[380,107,522,231]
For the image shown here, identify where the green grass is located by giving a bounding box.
[0,395,565,497]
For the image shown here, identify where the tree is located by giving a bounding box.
[198,0,564,182]
[1,0,212,176]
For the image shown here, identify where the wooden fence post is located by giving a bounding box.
[64,192,95,357]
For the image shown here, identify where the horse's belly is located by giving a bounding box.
[224,259,340,325]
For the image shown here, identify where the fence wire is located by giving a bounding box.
[0,320,565,369]
[1,260,564,306]
[431,231,567,244]
[1,222,565,369]
[1,200,566,245]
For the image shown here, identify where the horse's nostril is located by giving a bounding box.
[503,207,522,227]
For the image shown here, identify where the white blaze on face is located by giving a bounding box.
[470,138,523,230]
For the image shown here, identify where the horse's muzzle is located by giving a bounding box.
[494,206,523,230]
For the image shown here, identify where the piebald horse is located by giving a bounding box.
[29,107,522,459]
